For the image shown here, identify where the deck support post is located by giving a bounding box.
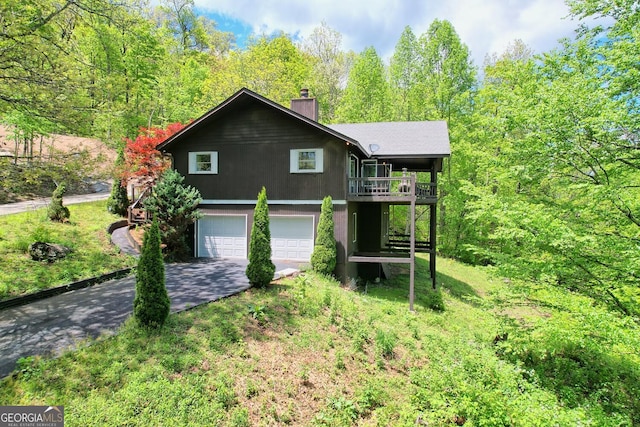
[409,174,416,312]
[430,168,437,289]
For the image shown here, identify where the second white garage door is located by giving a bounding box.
[197,215,247,258]
[270,216,314,261]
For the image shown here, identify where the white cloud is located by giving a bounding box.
[194,0,581,67]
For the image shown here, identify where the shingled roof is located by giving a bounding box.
[157,88,451,161]
[328,121,450,158]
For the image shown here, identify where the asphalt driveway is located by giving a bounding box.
[0,258,300,378]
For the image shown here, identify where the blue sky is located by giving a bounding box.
[192,0,603,66]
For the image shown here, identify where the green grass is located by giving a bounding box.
[1,255,638,426]
[0,201,137,300]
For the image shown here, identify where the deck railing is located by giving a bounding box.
[127,188,152,224]
[347,176,436,200]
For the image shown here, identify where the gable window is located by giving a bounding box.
[189,151,218,174]
[290,148,323,173]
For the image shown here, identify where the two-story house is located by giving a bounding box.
[156,88,450,309]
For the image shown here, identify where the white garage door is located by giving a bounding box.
[270,216,314,261]
[198,215,247,258]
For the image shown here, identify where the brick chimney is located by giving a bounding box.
[290,88,318,121]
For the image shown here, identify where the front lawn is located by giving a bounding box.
[1,257,637,426]
[0,201,137,301]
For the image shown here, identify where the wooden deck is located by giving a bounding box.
[348,252,412,264]
[347,177,436,203]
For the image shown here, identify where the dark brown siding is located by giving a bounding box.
[357,204,382,252]
[345,202,359,280]
[165,99,348,201]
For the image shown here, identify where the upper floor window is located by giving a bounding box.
[189,151,218,174]
[290,148,323,173]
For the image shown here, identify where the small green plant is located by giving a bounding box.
[247,304,267,324]
[299,366,311,385]
[356,382,386,415]
[328,396,359,423]
[245,379,259,398]
[335,351,346,370]
[229,407,250,427]
[421,288,445,312]
[295,275,308,301]
[30,224,52,242]
[15,356,41,380]
[375,329,397,359]
[214,375,237,409]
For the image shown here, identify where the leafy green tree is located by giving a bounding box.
[156,0,232,55]
[47,184,70,222]
[0,0,77,123]
[389,26,420,121]
[133,219,170,328]
[77,9,164,142]
[416,19,476,121]
[456,8,640,316]
[107,149,129,217]
[246,187,275,287]
[0,0,145,136]
[335,46,390,123]
[144,168,202,261]
[206,33,310,106]
[410,20,477,257]
[302,22,352,122]
[311,196,337,275]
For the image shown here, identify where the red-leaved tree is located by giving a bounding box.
[121,122,187,188]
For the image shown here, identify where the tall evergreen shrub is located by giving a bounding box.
[311,196,337,275]
[107,149,129,217]
[246,187,275,287]
[47,184,70,222]
[133,220,170,328]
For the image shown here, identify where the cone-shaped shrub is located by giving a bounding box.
[47,184,70,222]
[107,149,129,217]
[246,187,275,287]
[311,195,337,275]
[107,181,129,217]
[134,220,170,328]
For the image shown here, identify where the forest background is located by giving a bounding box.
[0,0,638,317]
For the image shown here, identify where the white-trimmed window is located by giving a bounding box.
[290,148,323,173]
[189,151,218,174]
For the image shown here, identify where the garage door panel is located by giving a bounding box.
[270,216,314,261]
[198,216,246,258]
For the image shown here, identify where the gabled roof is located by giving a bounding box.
[157,87,451,160]
[328,121,450,158]
[157,87,365,154]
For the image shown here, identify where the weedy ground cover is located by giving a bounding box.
[1,255,637,425]
[0,201,136,300]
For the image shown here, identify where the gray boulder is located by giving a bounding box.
[28,242,72,263]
